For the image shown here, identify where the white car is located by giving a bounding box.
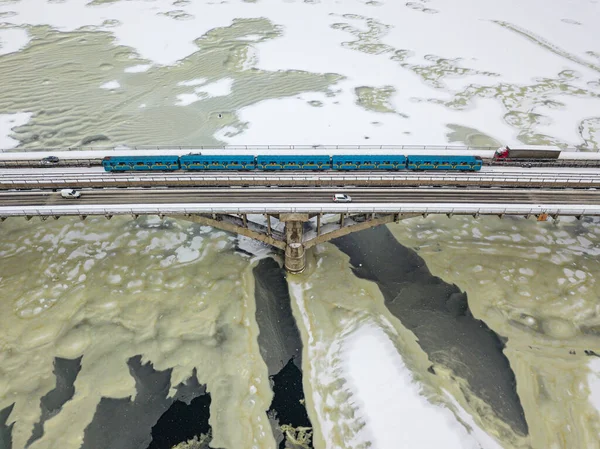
[333,193,352,203]
[60,189,81,199]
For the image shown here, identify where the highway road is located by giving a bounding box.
[2,188,600,207]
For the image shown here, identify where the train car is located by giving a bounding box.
[98,152,489,173]
[332,155,407,170]
[256,155,331,170]
[180,154,255,170]
[102,155,180,171]
[494,146,561,161]
[406,155,482,171]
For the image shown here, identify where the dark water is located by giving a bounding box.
[0,404,14,449]
[0,355,211,449]
[253,258,312,449]
[147,394,213,449]
[332,226,529,436]
[27,356,82,447]
[253,258,303,375]
[80,355,208,449]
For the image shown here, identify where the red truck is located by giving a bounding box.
[493,146,561,161]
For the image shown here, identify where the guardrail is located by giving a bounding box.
[0,203,598,217]
[0,144,595,153]
[1,145,497,153]
[2,175,600,189]
[0,159,102,167]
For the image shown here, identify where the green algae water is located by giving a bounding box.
[1,3,600,449]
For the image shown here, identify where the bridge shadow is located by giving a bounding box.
[253,258,313,448]
[332,226,529,437]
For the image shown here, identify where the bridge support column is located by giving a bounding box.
[281,213,309,274]
[285,242,306,274]
[265,214,272,236]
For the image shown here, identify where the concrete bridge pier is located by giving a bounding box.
[280,213,308,274]
[169,212,421,274]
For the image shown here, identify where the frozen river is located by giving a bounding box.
[1,0,600,448]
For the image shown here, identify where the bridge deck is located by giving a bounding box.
[1,188,599,217]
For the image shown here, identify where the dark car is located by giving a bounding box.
[41,156,59,165]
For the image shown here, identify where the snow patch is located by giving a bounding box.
[194,78,233,98]
[340,322,500,449]
[175,93,201,106]
[588,358,600,412]
[124,64,152,73]
[0,112,33,149]
[100,80,121,90]
[0,27,29,56]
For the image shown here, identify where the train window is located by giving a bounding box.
[118,162,126,165]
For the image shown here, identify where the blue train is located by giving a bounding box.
[102,153,483,172]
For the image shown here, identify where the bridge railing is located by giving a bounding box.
[0,144,496,152]
[0,144,595,153]
[0,204,597,217]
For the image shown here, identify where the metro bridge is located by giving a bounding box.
[2,147,600,272]
[2,186,600,273]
